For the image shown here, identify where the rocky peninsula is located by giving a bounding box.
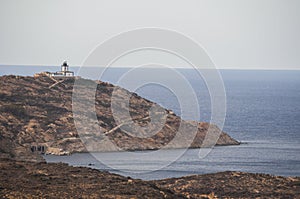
[0,75,238,160]
[0,75,299,198]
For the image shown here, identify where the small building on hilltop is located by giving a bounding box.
[34,61,74,77]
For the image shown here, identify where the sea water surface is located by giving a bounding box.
[1,66,299,179]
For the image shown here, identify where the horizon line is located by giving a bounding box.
[0,64,300,71]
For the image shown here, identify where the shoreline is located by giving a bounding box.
[43,142,300,180]
[44,142,242,155]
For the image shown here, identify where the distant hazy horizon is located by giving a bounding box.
[1,0,300,70]
[1,65,300,71]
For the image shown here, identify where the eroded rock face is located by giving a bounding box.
[0,75,239,159]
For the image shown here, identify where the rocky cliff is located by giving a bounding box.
[0,75,239,160]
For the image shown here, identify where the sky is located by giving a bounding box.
[0,0,299,69]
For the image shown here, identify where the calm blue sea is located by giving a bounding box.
[1,66,299,179]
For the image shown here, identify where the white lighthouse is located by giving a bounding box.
[35,61,75,77]
[61,61,68,73]
[60,61,72,76]
[53,61,74,76]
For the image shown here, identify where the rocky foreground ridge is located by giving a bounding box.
[1,159,299,198]
[0,75,238,161]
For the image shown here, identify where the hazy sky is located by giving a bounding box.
[0,0,299,69]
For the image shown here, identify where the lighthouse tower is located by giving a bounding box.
[35,60,74,77]
[61,61,69,76]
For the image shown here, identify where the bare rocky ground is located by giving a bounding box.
[154,171,300,199]
[1,75,298,198]
[0,75,238,161]
[0,158,183,199]
[1,158,299,199]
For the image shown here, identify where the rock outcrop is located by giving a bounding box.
[0,159,184,198]
[0,75,239,159]
[1,159,299,198]
[154,171,300,198]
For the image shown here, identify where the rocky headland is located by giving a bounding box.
[0,75,299,198]
[0,75,238,161]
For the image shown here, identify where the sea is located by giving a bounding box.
[1,65,299,180]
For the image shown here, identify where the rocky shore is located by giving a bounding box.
[0,75,238,161]
[1,158,299,198]
[0,75,299,198]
